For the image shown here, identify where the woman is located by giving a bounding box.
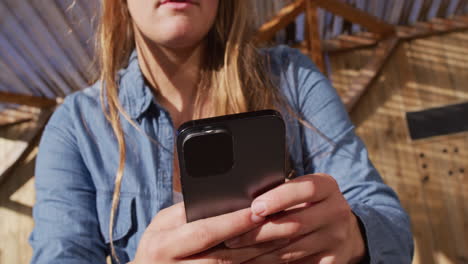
[30,0,413,263]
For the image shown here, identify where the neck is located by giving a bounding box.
[135,30,204,114]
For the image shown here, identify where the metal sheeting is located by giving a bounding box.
[0,0,98,102]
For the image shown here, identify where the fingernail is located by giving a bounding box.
[251,213,265,224]
[225,237,240,248]
[252,201,267,216]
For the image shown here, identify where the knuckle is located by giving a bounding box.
[318,256,338,264]
[331,227,347,243]
[191,226,213,247]
[217,260,233,264]
[154,207,171,224]
[335,203,352,220]
[215,254,235,264]
[278,250,293,262]
[278,250,302,262]
[315,173,339,189]
[262,193,280,207]
[302,178,317,195]
[326,175,339,190]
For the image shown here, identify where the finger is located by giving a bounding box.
[225,194,347,248]
[168,207,264,258]
[149,202,187,231]
[243,228,335,264]
[250,174,338,218]
[180,239,291,264]
[288,251,338,264]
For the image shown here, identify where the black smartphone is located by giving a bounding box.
[177,109,286,222]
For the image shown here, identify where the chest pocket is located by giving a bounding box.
[96,194,135,244]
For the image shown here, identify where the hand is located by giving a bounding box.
[224,173,367,264]
[131,202,290,264]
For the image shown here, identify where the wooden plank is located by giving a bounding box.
[342,38,400,112]
[0,114,32,127]
[334,31,468,264]
[389,46,437,264]
[337,34,379,46]
[0,109,52,185]
[312,0,396,37]
[323,35,379,53]
[0,91,60,108]
[0,147,37,264]
[340,42,438,264]
[254,0,305,44]
[400,32,468,264]
[305,0,325,73]
[324,15,468,53]
[0,106,36,127]
[437,32,468,261]
[397,17,468,40]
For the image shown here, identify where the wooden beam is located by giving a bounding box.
[0,109,52,186]
[342,38,400,112]
[323,36,379,53]
[337,34,379,45]
[397,16,468,40]
[305,0,326,73]
[254,0,305,44]
[313,0,396,38]
[0,113,32,128]
[0,106,38,127]
[0,91,60,108]
[324,15,468,53]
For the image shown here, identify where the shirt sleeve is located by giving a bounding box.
[284,47,414,263]
[29,98,107,264]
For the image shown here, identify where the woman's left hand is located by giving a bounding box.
[224,173,367,264]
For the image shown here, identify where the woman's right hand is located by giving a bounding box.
[130,203,289,264]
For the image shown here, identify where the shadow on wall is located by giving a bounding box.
[0,148,36,216]
[329,31,468,264]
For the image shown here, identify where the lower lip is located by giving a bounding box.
[160,2,194,10]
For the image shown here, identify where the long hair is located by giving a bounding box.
[96,0,289,261]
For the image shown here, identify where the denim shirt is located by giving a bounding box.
[30,45,413,263]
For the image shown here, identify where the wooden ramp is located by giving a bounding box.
[330,30,468,264]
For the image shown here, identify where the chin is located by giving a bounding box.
[160,36,204,50]
[152,26,206,49]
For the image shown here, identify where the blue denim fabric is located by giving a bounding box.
[30,45,413,263]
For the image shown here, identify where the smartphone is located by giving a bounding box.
[177,109,286,222]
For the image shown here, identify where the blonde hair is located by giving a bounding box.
[96,0,288,261]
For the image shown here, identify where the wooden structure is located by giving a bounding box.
[1,1,468,263]
[330,31,468,264]
[255,0,468,112]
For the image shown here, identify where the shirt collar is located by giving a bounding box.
[118,50,155,119]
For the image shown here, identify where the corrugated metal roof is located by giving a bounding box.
[0,0,97,101]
